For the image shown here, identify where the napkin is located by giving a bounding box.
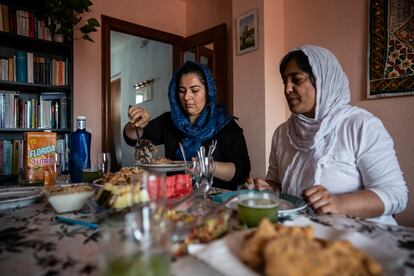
[188,215,407,276]
[188,230,259,276]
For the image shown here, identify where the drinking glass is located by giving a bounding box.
[82,167,100,183]
[237,183,279,228]
[45,153,62,185]
[97,152,111,177]
[99,211,171,276]
[100,171,171,276]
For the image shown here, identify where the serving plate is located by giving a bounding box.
[187,216,407,276]
[137,161,189,172]
[0,186,43,210]
[91,178,104,187]
[212,191,307,216]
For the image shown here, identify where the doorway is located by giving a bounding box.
[101,15,227,171]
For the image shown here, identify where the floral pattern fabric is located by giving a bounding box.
[0,196,414,275]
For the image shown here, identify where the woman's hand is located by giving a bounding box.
[128,106,150,128]
[246,178,274,191]
[303,185,385,218]
[303,185,341,214]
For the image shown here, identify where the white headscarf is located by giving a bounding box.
[281,45,356,195]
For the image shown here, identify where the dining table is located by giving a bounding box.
[0,186,413,276]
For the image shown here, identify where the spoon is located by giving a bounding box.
[179,142,187,164]
[129,105,157,164]
[129,105,142,147]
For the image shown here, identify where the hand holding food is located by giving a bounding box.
[128,105,150,128]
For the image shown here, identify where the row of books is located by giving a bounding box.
[0,136,69,176]
[0,3,52,41]
[0,91,69,129]
[0,51,68,86]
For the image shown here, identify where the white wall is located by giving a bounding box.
[111,34,172,166]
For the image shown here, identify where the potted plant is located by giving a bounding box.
[43,0,100,43]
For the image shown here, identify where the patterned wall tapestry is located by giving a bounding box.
[368,0,414,98]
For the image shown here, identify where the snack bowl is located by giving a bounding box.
[44,183,95,213]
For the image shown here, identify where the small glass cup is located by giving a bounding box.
[44,153,62,186]
[100,171,170,276]
[82,167,100,183]
[237,184,279,228]
[99,211,171,276]
[97,152,111,178]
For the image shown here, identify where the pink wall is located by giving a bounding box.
[232,0,267,179]
[263,0,286,172]
[73,0,186,165]
[284,0,414,226]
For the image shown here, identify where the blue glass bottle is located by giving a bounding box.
[70,115,91,182]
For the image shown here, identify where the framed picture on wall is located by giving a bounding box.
[236,9,258,55]
[367,0,414,98]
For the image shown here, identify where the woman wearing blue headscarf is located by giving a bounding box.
[124,61,251,190]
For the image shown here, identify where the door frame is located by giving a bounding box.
[174,23,227,107]
[102,15,182,170]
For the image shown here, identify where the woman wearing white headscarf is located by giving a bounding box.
[265,45,407,225]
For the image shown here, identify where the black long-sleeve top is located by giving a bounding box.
[124,112,251,190]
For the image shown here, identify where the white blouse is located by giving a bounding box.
[266,108,407,225]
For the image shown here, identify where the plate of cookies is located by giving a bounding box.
[188,217,407,276]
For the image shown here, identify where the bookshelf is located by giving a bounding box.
[0,1,73,185]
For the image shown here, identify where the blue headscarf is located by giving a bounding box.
[168,61,232,160]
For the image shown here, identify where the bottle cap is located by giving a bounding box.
[77,115,86,121]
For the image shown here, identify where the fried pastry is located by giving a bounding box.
[241,218,383,276]
[241,218,278,270]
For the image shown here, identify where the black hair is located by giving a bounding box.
[175,61,207,88]
[279,50,316,87]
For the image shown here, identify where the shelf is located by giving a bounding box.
[0,80,71,93]
[0,128,71,133]
[0,31,72,56]
[0,1,73,183]
[0,174,18,185]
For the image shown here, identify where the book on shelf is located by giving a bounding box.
[0,57,9,81]
[16,10,29,37]
[0,3,50,41]
[12,139,18,175]
[16,50,27,83]
[8,56,14,81]
[27,52,33,83]
[0,50,67,85]
[28,12,34,38]
[0,4,3,32]
[1,4,9,33]
[0,91,68,130]
[0,91,17,128]
[39,92,67,129]
[0,140,3,174]
[8,5,16,35]
[2,139,12,175]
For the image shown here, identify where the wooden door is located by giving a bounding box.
[173,24,228,108]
